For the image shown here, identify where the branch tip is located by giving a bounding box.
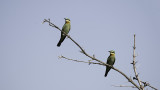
[58,56,63,59]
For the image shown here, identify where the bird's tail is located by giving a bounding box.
[57,36,66,47]
[104,67,111,77]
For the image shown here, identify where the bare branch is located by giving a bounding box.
[146,84,158,90]
[43,19,141,90]
[59,55,104,65]
[112,85,136,88]
[131,35,157,90]
[132,34,144,90]
[133,78,158,90]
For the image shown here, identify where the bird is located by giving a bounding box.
[57,18,71,47]
[104,50,116,77]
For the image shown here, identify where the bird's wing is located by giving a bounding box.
[69,24,71,31]
[107,56,115,65]
[113,58,116,65]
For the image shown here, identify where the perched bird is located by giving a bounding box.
[57,18,71,47]
[104,50,116,77]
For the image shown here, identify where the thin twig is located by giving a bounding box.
[140,80,158,90]
[132,34,143,90]
[147,84,158,90]
[112,85,136,88]
[59,55,104,65]
[43,19,141,89]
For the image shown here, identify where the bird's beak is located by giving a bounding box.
[64,18,66,20]
[108,51,111,52]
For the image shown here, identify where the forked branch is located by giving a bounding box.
[43,19,158,90]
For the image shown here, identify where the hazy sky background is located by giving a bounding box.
[1,0,160,90]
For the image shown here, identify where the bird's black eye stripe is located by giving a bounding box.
[65,19,70,21]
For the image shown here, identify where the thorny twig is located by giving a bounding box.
[132,34,143,90]
[131,34,158,90]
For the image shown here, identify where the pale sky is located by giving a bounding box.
[1,0,160,90]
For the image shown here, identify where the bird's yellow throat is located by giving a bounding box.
[110,53,115,56]
[65,20,70,23]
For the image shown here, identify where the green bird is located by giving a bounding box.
[104,50,116,77]
[57,18,71,47]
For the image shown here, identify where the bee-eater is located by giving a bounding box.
[57,18,71,47]
[104,50,116,77]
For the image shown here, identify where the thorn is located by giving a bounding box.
[143,82,149,87]
[79,50,83,53]
[128,78,132,82]
[93,54,95,58]
[42,19,47,24]
[130,76,132,80]
[58,55,63,59]
[135,61,138,64]
[136,74,138,77]
[92,54,96,60]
